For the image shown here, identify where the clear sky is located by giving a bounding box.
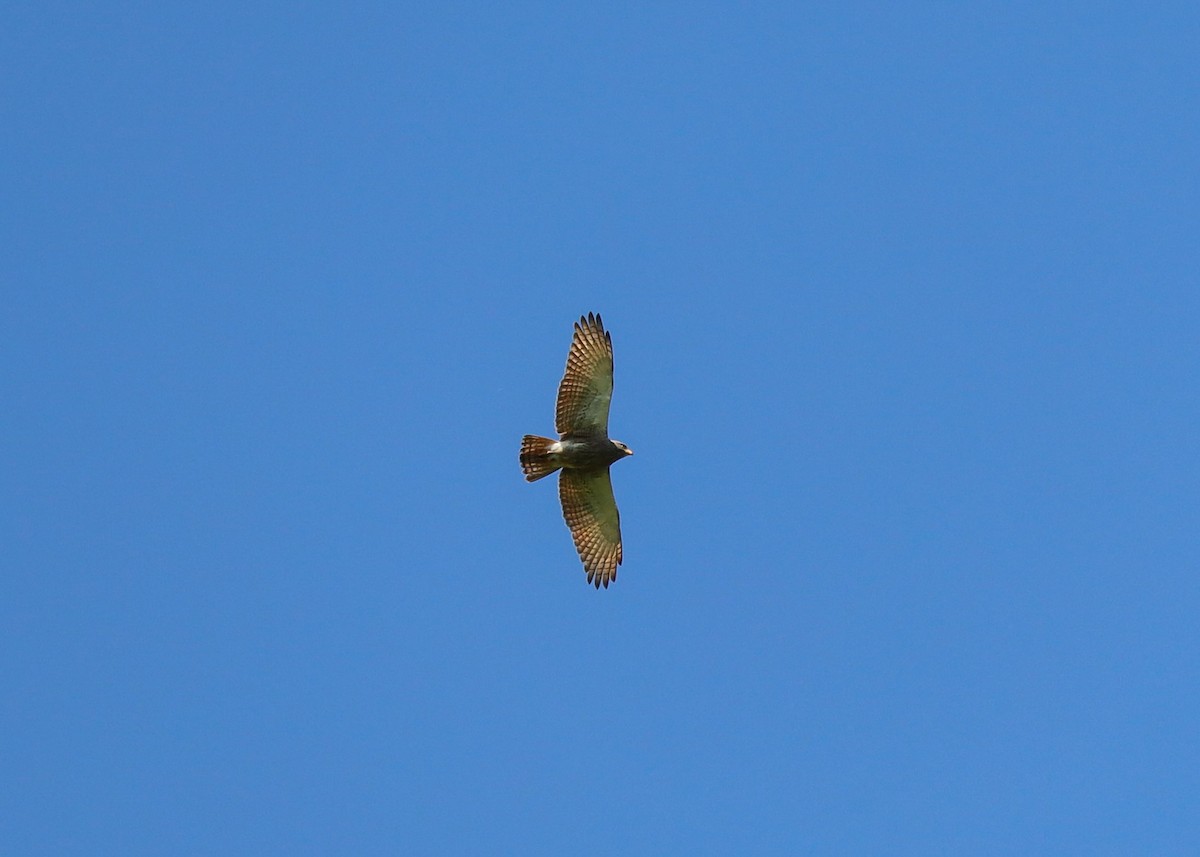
[3,3,1197,854]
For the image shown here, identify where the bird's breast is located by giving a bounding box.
[558,435,621,469]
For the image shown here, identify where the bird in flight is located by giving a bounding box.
[521,313,634,588]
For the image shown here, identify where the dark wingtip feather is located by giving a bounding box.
[585,569,615,589]
[580,312,604,331]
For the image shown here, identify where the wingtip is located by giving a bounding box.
[585,569,616,589]
[580,311,604,332]
[585,568,616,589]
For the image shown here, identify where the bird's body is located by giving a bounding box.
[520,313,633,588]
[522,436,628,477]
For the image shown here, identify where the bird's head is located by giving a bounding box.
[612,440,634,456]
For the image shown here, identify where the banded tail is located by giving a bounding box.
[520,435,561,482]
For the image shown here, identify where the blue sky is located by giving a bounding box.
[3,3,1197,854]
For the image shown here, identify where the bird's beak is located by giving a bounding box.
[624,447,634,456]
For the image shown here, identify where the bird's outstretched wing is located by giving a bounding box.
[555,312,614,436]
[558,467,623,588]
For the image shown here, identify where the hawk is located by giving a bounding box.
[521,312,634,588]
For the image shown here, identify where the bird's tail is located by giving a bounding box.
[520,435,560,482]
